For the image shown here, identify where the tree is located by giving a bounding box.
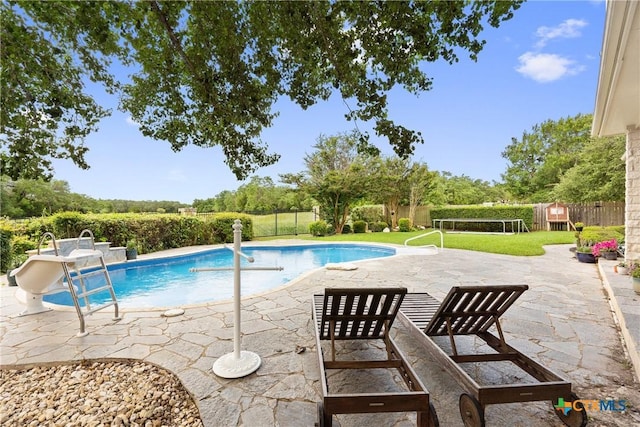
[2,1,523,181]
[369,156,412,229]
[437,172,494,205]
[1,2,116,180]
[552,135,625,202]
[0,177,98,217]
[407,163,438,227]
[295,132,370,234]
[501,114,593,202]
[501,113,626,203]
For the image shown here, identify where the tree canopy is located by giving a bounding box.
[1,0,522,181]
[0,176,188,217]
[296,132,371,233]
[501,113,625,203]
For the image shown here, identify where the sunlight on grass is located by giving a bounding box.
[257,230,576,256]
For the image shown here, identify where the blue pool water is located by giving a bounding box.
[43,244,395,308]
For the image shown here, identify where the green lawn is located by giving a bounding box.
[257,230,576,256]
[250,211,316,237]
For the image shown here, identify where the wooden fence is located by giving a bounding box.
[397,202,625,231]
[531,202,625,231]
[396,206,431,227]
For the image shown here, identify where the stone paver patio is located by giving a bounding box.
[1,242,639,426]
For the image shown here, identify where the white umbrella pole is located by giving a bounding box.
[232,221,241,359]
[212,219,261,378]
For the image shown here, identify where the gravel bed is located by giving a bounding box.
[0,360,203,427]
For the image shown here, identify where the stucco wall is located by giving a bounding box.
[626,127,640,261]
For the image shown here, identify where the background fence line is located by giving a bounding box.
[398,203,624,231]
[197,210,318,238]
[195,202,625,236]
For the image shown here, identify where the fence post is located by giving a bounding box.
[274,209,278,236]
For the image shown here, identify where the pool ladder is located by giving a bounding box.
[42,230,121,336]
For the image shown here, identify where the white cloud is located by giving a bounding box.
[126,116,139,126]
[516,52,585,83]
[534,19,587,48]
[167,169,187,182]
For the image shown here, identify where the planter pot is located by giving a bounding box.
[575,226,584,232]
[617,266,630,275]
[6,270,18,287]
[126,248,138,260]
[633,277,640,295]
[601,251,617,261]
[576,252,596,263]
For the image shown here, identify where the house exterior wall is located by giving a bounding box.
[626,127,640,261]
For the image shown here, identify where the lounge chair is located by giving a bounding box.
[312,287,438,427]
[398,285,587,427]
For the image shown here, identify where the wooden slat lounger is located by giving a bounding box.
[312,287,439,427]
[398,285,587,427]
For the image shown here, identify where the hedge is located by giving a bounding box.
[0,223,13,272]
[430,205,534,232]
[1,212,254,272]
[579,226,624,247]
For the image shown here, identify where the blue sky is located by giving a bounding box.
[51,1,606,204]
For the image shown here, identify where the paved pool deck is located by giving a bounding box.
[1,242,639,426]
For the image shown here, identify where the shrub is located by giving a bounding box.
[208,213,253,243]
[0,224,13,272]
[342,224,352,234]
[630,262,640,278]
[309,220,328,237]
[398,218,412,232]
[579,226,623,247]
[11,236,38,267]
[369,221,389,232]
[353,220,367,233]
[350,205,384,223]
[51,212,87,238]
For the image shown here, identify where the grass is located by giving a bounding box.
[256,229,576,256]
[250,211,316,237]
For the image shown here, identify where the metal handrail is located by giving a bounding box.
[404,230,444,251]
[76,229,96,250]
[37,232,59,256]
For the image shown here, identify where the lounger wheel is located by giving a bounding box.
[428,402,440,427]
[553,392,588,427]
[459,393,485,427]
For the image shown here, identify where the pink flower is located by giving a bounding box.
[592,239,618,257]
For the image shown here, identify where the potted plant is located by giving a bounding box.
[574,222,584,232]
[630,262,640,295]
[616,261,630,275]
[126,239,138,260]
[592,239,618,260]
[576,246,597,263]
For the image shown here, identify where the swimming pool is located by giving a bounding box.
[43,244,395,308]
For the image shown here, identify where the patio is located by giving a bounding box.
[1,242,639,426]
